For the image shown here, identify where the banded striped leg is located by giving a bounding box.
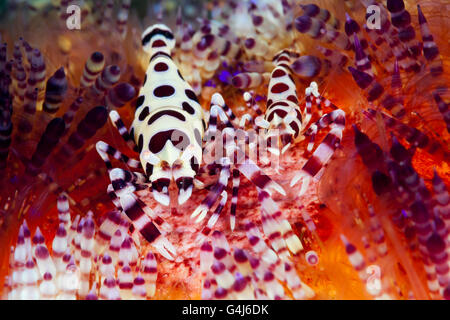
[304,109,346,152]
[243,91,263,118]
[105,184,144,247]
[258,190,303,257]
[105,162,175,259]
[200,109,245,231]
[109,111,138,152]
[290,127,343,195]
[217,95,237,125]
[191,158,231,224]
[227,113,287,198]
[96,109,142,171]
[116,192,175,260]
[200,136,285,229]
[312,91,339,111]
[238,115,254,142]
[109,167,148,198]
[198,93,285,230]
[305,124,318,153]
[248,92,270,136]
[233,146,286,197]
[108,169,172,233]
[96,141,141,172]
[228,125,287,208]
[244,224,290,298]
[238,115,260,165]
[201,191,228,235]
[195,141,262,233]
[244,221,312,299]
[229,128,287,196]
[229,169,240,231]
[303,82,323,152]
[238,92,261,132]
[107,184,124,211]
[253,115,272,164]
[302,82,322,130]
[201,93,237,195]
[204,93,235,143]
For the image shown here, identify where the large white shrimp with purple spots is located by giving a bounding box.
[243,49,346,195]
[96,24,287,260]
[132,24,206,206]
